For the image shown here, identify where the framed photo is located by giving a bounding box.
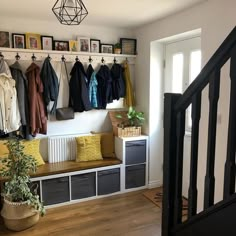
[0,31,10,48]
[101,44,113,54]
[53,40,69,51]
[77,37,90,52]
[41,36,53,50]
[90,39,100,53]
[12,33,25,49]
[26,33,41,50]
[120,38,137,55]
[69,40,78,52]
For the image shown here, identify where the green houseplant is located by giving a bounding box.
[114,42,121,54]
[0,137,45,231]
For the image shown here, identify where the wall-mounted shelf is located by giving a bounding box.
[0,47,136,64]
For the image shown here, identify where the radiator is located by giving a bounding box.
[48,135,77,163]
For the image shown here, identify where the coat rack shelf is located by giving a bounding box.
[0,48,136,64]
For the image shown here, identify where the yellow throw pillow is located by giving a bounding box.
[91,132,116,158]
[22,139,45,166]
[0,140,9,170]
[75,135,103,162]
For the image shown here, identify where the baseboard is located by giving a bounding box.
[148,180,162,189]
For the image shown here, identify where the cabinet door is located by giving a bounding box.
[71,173,96,200]
[126,164,146,189]
[125,140,146,165]
[98,168,120,195]
[42,177,69,205]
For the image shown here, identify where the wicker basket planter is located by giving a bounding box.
[1,199,39,231]
[118,126,141,137]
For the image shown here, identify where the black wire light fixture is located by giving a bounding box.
[52,0,88,26]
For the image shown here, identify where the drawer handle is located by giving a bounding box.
[58,178,68,183]
[126,144,145,147]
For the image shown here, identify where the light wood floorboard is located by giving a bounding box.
[0,190,162,236]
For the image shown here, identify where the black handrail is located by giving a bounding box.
[174,26,236,112]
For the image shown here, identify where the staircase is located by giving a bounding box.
[162,26,236,236]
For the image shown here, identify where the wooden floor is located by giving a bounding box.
[0,190,162,236]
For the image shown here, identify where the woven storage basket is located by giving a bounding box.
[118,126,141,137]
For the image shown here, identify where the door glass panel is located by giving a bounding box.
[172,53,184,93]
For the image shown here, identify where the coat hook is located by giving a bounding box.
[32,53,36,61]
[126,57,129,63]
[89,56,93,63]
[15,53,21,61]
[61,55,66,62]
[101,57,105,64]
[113,57,117,64]
[75,56,79,62]
[47,54,51,60]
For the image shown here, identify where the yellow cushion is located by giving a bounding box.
[75,135,103,162]
[91,132,116,158]
[0,140,9,170]
[22,139,45,166]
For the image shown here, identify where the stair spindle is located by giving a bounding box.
[173,111,186,224]
[223,46,236,199]
[204,69,220,209]
[188,93,201,217]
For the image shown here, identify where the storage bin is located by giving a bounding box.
[126,164,146,189]
[97,168,120,195]
[71,173,96,200]
[42,177,69,205]
[125,140,146,165]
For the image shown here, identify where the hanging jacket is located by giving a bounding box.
[25,63,47,136]
[10,61,31,139]
[89,72,98,108]
[40,57,59,114]
[0,73,21,134]
[0,57,11,76]
[86,64,94,86]
[96,65,113,109]
[123,62,135,107]
[69,61,91,112]
[110,63,126,100]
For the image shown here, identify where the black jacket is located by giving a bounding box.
[40,57,59,114]
[96,65,113,109]
[110,63,125,100]
[69,61,92,112]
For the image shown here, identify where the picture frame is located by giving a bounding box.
[77,37,90,52]
[100,44,114,54]
[12,33,25,49]
[90,39,100,53]
[53,40,69,51]
[120,38,137,55]
[69,40,78,52]
[25,33,41,50]
[41,35,54,50]
[0,31,10,48]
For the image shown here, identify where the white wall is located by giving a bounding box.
[134,0,236,211]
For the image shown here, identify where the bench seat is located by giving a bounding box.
[31,158,122,178]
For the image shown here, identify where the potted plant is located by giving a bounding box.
[114,43,121,54]
[0,138,45,231]
[116,106,145,137]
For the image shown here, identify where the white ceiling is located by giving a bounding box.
[0,0,206,28]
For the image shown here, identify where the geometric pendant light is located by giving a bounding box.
[52,0,88,26]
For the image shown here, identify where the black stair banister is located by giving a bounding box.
[188,93,201,217]
[175,26,236,112]
[162,93,181,236]
[173,111,186,225]
[223,44,236,199]
[204,69,221,209]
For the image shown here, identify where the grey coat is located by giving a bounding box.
[10,61,31,139]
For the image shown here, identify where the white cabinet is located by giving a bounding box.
[115,135,148,192]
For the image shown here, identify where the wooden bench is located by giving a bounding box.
[31,158,122,178]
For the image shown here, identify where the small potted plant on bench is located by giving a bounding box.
[116,106,145,137]
[0,137,45,231]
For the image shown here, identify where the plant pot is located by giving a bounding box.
[114,48,121,54]
[1,198,39,231]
